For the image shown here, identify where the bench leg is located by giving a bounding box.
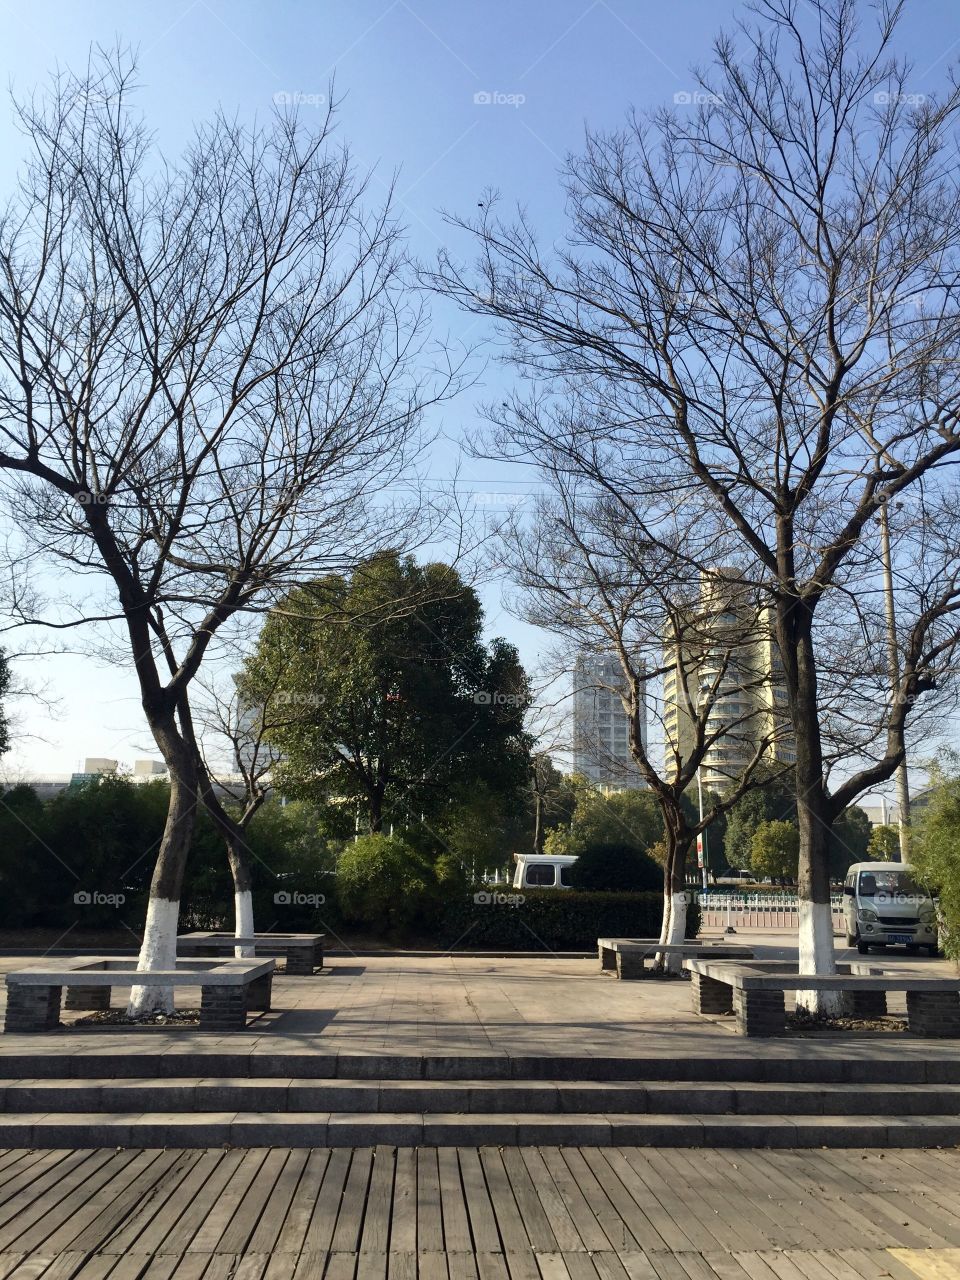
[615,952,646,980]
[200,984,248,1032]
[285,949,314,976]
[4,985,62,1033]
[246,973,273,1012]
[691,971,733,1016]
[64,985,111,1012]
[849,990,887,1018]
[599,945,617,971]
[907,990,960,1037]
[314,942,324,970]
[734,988,785,1037]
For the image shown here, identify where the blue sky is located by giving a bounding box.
[1,0,958,774]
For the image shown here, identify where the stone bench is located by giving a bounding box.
[177,932,324,975]
[3,957,276,1033]
[597,937,755,980]
[683,958,960,1038]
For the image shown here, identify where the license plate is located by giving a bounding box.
[887,933,913,944]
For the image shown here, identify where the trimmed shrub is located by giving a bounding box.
[440,890,701,951]
[336,834,439,932]
[567,843,661,893]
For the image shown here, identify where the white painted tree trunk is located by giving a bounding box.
[127,897,179,1016]
[795,898,841,1014]
[657,890,688,972]
[235,888,255,958]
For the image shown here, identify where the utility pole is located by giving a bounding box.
[879,499,910,861]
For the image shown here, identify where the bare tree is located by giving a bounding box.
[497,484,791,962]
[429,0,960,1004]
[0,53,457,1011]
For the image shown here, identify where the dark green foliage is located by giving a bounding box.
[724,775,797,870]
[440,890,701,950]
[828,805,872,878]
[336,833,442,932]
[567,843,662,892]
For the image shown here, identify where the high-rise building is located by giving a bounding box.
[572,653,647,790]
[663,570,795,793]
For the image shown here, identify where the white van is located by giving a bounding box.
[512,854,578,890]
[842,861,938,955]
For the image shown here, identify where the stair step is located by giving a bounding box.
[2,1052,959,1083]
[3,1077,959,1116]
[0,1111,958,1148]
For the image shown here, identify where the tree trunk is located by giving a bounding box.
[127,750,197,1016]
[224,830,256,958]
[657,826,689,972]
[787,601,840,1013]
[533,791,545,855]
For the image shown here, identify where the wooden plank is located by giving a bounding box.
[534,1256,571,1280]
[326,1253,358,1280]
[696,1150,828,1254]
[356,1253,388,1280]
[562,1255,602,1280]
[887,1249,960,1279]
[390,1149,417,1256]
[728,1257,782,1280]
[122,1150,241,1256]
[478,1149,530,1254]
[638,1149,745,1255]
[0,1258,24,1280]
[597,1150,693,1255]
[187,1150,271,1255]
[272,1149,331,1257]
[516,1151,587,1254]
[476,1257,510,1280]
[607,1252,660,1280]
[456,1149,501,1254]
[578,1148,669,1255]
[69,1151,185,1253]
[2,1152,143,1256]
[503,1248,540,1280]
[436,1150,473,1254]
[557,1149,642,1254]
[0,1152,107,1231]
[500,1151,558,1255]
[359,1149,396,1256]
[419,1252,449,1280]
[696,1254,754,1280]
[731,1152,865,1252]
[387,1251,417,1280]
[293,1251,328,1280]
[303,1149,352,1254]
[814,1152,950,1250]
[262,1252,299,1280]
[136,1256,185,1280]
[447,1252,479,1280]
[100,1151,208,1254]
[247,1149,310,1255]
[417,1151,444,1254]
[330,1150,374,1256]
[217,1149,289,1256]
[535,1149,612,1253]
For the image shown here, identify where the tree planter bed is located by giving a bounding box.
[177,931,324,974]
[597,937,755,979]
[3,957,275,1033]
[684,957,960,1037]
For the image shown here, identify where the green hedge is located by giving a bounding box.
[440,890,701,950]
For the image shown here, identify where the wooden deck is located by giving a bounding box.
[0,1145,955,1278]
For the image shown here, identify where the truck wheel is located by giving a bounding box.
[845,935,856,947]
[857,938,870,954]
[906,943,920,953]
[927,944,940,957]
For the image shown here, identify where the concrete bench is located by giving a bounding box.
[177,931,324,975]
[597,937,755,980]
[3,957,276,1034]
[683,957,960,1038]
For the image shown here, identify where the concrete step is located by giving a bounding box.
[0,1110,957,1148]
[3,1077,960,1116]
[2,1052,959,1083]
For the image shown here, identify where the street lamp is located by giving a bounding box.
[879,499,910,862]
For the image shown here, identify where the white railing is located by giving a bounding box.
[698,893,846,934]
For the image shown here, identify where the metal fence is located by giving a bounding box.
[698,893,846,934]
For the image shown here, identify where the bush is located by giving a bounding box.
[440,890,701,950]
[567,842,662,892]
[335,834,439,932]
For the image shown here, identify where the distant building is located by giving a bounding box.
[572,653,647,790]
[663,569,796,793]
